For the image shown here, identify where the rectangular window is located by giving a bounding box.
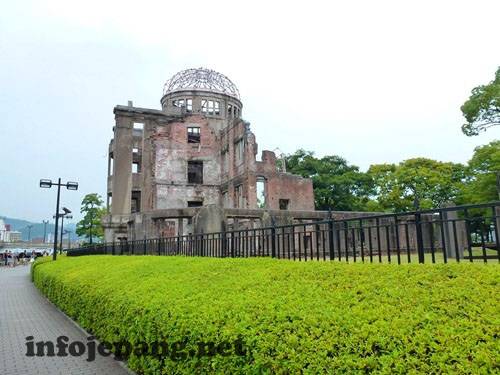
[227,104,232,118]
[187,127,201,143]
[186,99,193,112]
[257,179,266,208]
[178,99,184,108]
[133,122,143,130]
[131,191,141,214]
[224,151,229,173]
[132,163,138,173]
[222,191,228,208]
[187,161,203,184]
[187,201,203,207]
[279,199,290,210]
[201,100,207,113]
[208,100,214,115]
[215,101,220,115]
[235,185,243,208]
[109,156,114,176]
[172,100,177,107]
[237,140,245,162]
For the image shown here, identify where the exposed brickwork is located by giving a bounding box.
[102,70,315,241]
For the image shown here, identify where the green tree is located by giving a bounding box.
[284,149,375,211]
[456,140,500,204]
[76,193,105,244]
[368,158,467,212]
[461,66,500,136]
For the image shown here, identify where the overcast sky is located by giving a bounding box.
[1,0,499,223]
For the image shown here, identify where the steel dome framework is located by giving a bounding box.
[163,67,240,100]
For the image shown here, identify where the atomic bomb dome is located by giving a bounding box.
[163,67,240,100]
[103,67,315,243]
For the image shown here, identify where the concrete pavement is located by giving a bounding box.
[0,264,129,375]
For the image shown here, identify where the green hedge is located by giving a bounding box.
[32,256,499,374]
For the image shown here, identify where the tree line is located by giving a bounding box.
[283,140,499,213]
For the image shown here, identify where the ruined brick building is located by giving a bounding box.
[101,68,454,257]
[102,68,318,241]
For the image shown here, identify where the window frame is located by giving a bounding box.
[187,161,203,184]
[187,127,201,144]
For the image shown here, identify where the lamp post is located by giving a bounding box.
[27,225,33,243]
[65,229,72,249]
[42,220,49,243]
[61,209,72,253]
[40,179,78,260]
[53,209,72,254]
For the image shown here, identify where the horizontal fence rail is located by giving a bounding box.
[68,203,500,264]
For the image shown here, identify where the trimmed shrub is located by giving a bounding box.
[33,256,499,374]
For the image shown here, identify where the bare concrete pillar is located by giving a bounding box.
[112,115,133,215]
[443,202,466,259]
[177,218,184,237]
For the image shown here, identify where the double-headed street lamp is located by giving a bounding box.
[40,179,78,260]
[54,207,72,254]
[42,220,49,243]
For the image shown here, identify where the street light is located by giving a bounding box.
[40,178,78,260]
[42,220,49,243]
[53,210,72,254]
[61,213,72,253]
[27,225,33,243]
[65,229,72,249]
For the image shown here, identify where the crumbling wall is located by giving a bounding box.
[152,114,221,209]
[220,121,315,211]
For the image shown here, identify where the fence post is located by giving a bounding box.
[415,212,425,264]
[271,216,276,258]
[494,206,500,263]
[112,241,115,256]
[328,210,334,261]
[143,236,147,255]
[200,230,204,257]
[222,231,227,258]
[442,202,465,260]
[231,230,235,258]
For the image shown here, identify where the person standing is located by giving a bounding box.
[7,251,13,268]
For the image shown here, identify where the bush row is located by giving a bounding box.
[32,256,499,374]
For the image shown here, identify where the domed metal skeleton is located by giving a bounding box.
[163,67,240,100]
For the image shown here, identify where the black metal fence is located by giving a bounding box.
[68,203,500,264]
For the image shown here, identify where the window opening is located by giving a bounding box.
[187,161,203,184]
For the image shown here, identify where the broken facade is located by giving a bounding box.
[102,68,315,241]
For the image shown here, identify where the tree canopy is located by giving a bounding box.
[461,66,500,136]
[456,140,500,204]
[284,149,374,211]
[368,158,467,212]
[76,193,105,244]
[283,141,498,213]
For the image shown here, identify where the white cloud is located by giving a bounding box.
[0,0,499,221]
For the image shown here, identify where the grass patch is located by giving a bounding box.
[32,256,499,374]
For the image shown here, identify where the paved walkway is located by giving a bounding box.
[0,265,129,375]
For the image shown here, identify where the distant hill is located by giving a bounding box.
[0,216,84,241]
